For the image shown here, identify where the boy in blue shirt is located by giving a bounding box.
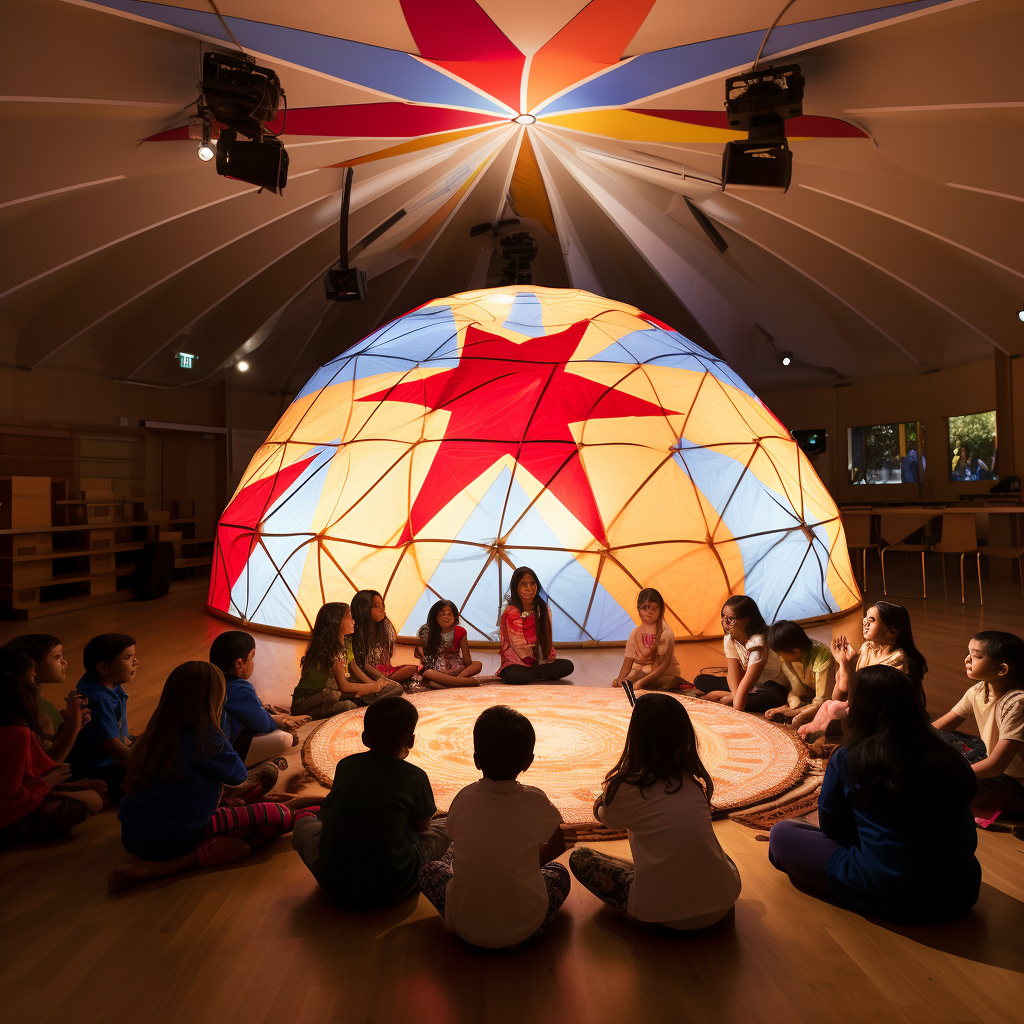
[209,630,310,793]
[68,633,136,799]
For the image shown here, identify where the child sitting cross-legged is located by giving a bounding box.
[571,694,740,930]
[210,630,310,794]
[415,599,484,688]
[290,695,449,908]
[67,633,138,800]
[932,630,1024,820]
[763,621,833,726]
[109,662,295,892]
[769,665,980,924]
[352,590,418,690]
[0,649,94,841]
[613,589,687,692]
[291,602,391,720]
[418,706,570,948]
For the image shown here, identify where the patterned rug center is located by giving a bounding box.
[303,687,807,823]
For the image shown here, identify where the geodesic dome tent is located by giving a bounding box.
[208,286,860,641]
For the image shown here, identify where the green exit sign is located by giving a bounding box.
[176,352,196,369]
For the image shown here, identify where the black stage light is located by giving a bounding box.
[725,64,804,131]
[722,64,802,194]
[324,266,368,302]
[722,138,792,193]
[202,51,282,138]
[215,129,289,193]
[197,51,289,193]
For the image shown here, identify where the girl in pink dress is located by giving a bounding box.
[498,567,574,685]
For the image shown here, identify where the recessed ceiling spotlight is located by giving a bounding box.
[513,114,537,125]
[780,352,793,366]
[1018,306,1024,322]
[237,360,249,372]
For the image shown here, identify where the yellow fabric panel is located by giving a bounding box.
[538,110,744,143]
[508,133,558,237]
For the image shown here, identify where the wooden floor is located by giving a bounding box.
[2,563,1023,1024]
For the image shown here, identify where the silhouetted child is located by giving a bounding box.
[769,666,980,924]
[418,705,569,948]
[0,648,94,840]
[291,695,448,908]
[351,590,417,688]
[932,630,1024,819]
[613,588,685,692]
[571,694,740,929]
[109,662,295,891]
[210,630,309,794]
[67,633,138,799]
[764,621,833,726]
[416,598,484,688]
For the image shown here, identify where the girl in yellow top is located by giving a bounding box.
[798,601,927,740]
[613,589,685,692]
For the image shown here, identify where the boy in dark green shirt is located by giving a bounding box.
[291,696,449,908]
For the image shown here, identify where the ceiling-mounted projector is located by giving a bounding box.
[191,51,290,193]
[722,63,803,194]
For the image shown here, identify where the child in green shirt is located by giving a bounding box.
[765,621,833,726]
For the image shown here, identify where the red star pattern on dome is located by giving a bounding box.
[359,320,680,546]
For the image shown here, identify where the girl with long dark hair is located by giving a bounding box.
[569,693,740,928]
[291,601,397,718]
[0,648,92,840]
[693,595,788,712]
[798,600,926,740]
[416,599,484,688]
[350,590,417,689]
[497,567,574,685]
[770,665,980,923]
[110,662,297,891]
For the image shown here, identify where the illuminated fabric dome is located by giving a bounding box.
[209,286,859,641]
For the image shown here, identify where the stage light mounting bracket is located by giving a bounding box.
[325,166,367,301]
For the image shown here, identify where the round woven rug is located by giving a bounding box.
[302,686,807,822]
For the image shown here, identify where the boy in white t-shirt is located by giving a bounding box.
[418,706,569,948]
[932,630,1024,819]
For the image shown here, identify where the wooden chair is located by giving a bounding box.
[932,513,983,605]
[980,544,1024,602]
[880,536,932,598]
[843,513,878,591]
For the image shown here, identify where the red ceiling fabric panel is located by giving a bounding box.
[145,103,508,143]
[401,0,525,111]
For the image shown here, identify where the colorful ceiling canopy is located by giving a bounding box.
[5,1,1018,393]
[209,287,860,640]
[126,0,897,144]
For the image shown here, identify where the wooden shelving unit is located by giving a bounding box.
[0,477,214,620]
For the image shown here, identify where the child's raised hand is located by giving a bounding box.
[832,635,855,665]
